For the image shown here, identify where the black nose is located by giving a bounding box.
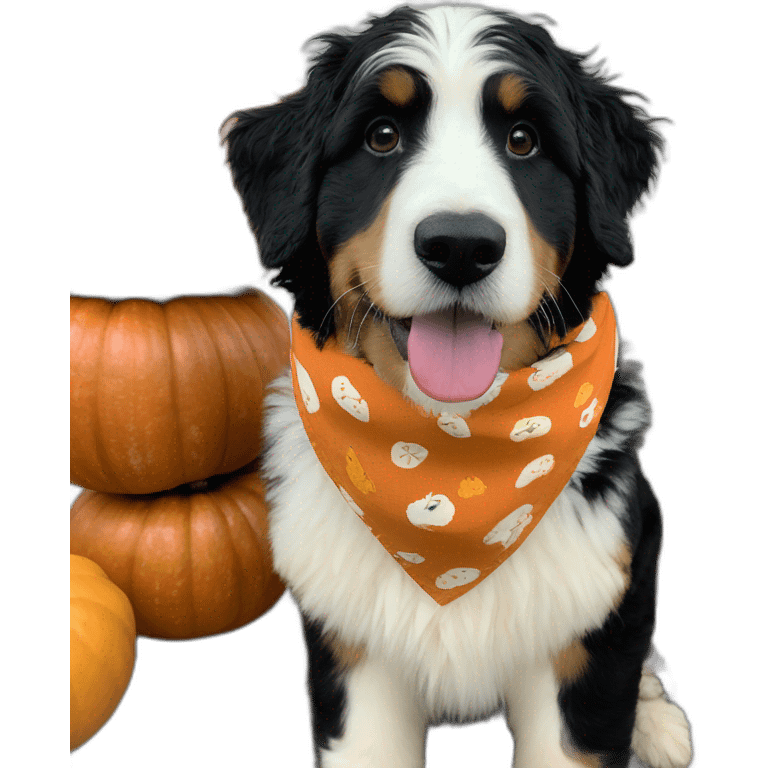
[414,212,506,289]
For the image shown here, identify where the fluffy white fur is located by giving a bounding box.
[262,370,628,720]
[261,368,694,767]
[262,364,698,767]
[254,7,692,765]
[365,6,540,325]
[632,673,693,768]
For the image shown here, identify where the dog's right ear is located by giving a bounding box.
[221,41,352,343]
[221,86,324,270]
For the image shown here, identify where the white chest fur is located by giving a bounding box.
[261,372,628,719]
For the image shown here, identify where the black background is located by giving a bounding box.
[69,1,728,768]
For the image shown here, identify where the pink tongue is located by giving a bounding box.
[407,308,503,402]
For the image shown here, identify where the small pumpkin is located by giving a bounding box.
[70,467,285,639]
[70,289,289,494]
[70,554,137,751]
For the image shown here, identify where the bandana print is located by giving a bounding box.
[290,292,618,605]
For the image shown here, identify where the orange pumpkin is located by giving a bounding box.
[70,467,285,639]
[70,289,289,494]
[70,554,137,751]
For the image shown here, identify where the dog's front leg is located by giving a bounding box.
[318,653,427,768]
[505,659,594,768]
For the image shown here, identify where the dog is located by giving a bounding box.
[222,5,693,766]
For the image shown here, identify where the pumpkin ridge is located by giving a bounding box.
[227,475,283,612]
[199,297,232,466]
[160,301,182,477]
[70,299,117,486]
[241,294,290,392]
[72,290,285,494]
[71,471,282,640]
[164,298,230,485]
[91,302,122,485]
[70,554,137,751]
[177,494,194,627]
[69,592,130,640]
[127,496,153,615]
[206,486,244,632]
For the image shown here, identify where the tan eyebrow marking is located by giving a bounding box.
[379,67,417,107]
[497,73,528,112]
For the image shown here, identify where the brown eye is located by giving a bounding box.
[507,123,538,157]
[366,120,400,154]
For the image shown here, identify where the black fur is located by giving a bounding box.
[573,357,652,505]
[223,6,664,346]
[300,614,347,760]
[559,466,662,767]
[223,7,427,346]
[222,6,675,765]
[316,67,431,258]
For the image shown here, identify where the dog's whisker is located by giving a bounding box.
[550,289,567,334]
[324,268,383,338]
[321,283,366,332]
[351,280,388,342]
[353,301,376,351]
[539,302,552,338]
[347,290,369,343]
[543,284,567,338]
[541,267,584,324]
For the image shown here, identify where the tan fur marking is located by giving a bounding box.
[614,540,632,577]
[527,214,566,286]
[480,213,572,370]
[361,324,408,392]
[564,750,602,768]
[330,193,413,392]
[553,641,590,684]
[611,540,632,610]
[497,319,548,371]
[497,73,527,112]
[330,195,393,342]
[328,200,578,391]
[379,67,417,107]
[326,630,366,671]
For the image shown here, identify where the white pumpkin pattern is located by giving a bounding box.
[331,375,369,421]
[297,302,612,599]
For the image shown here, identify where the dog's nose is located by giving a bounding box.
[414,212,506,288]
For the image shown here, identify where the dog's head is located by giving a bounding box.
[222,4,663,407]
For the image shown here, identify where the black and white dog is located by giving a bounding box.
[223,5,692,766]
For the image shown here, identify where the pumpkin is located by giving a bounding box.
[70,289,289,494]
[70,554,137,751]
[70,467,285,639]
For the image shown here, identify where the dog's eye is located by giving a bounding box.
[366,120,400,154]
[507,122,538,157]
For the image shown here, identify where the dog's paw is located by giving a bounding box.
[631,676,692,768]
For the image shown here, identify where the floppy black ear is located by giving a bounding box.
[568,59,665,268]
[220,33,360,345]
[222,88,322,269]
[221,42,349,341]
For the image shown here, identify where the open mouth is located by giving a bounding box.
[385,305,504,403]
[387,315,412,360]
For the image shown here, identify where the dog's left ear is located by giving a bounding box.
[221,86,326,272]
[220,38,351,343]
[569,63,665,268]
[221,95,329,341]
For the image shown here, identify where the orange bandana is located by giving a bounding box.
[290,293,618,605]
